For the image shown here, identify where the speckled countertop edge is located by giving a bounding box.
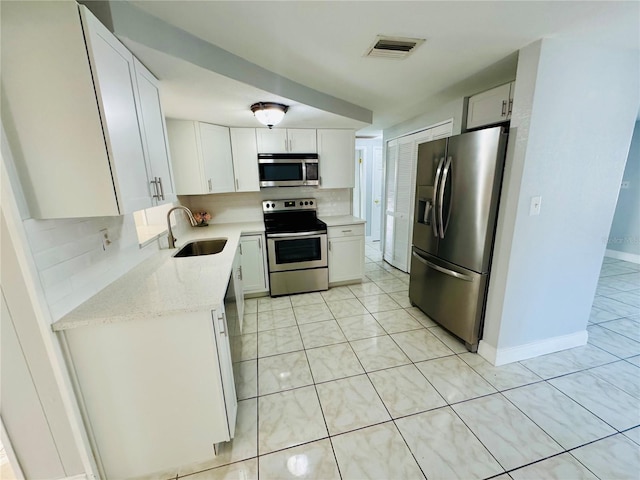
[321,215,366,227]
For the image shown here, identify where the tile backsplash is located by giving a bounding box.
[180,188,352,223]
[23,214,158,322]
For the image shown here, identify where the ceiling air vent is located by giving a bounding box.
[365,35,425,59]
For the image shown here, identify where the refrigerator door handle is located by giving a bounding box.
[438,156,453,238]
[412,251,474,282]
[423,199,433,225]
[432,157,445,238]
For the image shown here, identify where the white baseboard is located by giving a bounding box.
[605,249,640,264]
[478,330,589,366]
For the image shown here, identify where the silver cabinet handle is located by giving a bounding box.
[235,178,239,191]
[328,240,331,251]
[501,100,507,116]
[438,156,452,239]
[507,99,513,116]
[208,179,212,192]
[412,251,473,282]
[342,229,352,233]
[258,237,262,250]
[218,312,226,336]
[150,178,160,199]
[284,139,288,151]
[239,244,243,255]
[238,266,243,281]
[157,177,165,200]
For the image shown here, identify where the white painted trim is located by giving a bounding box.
[478,330,589,366]
[1,131,99,479]
[385,118,454,143]
[605,249,640,264]
[1,417,25,480]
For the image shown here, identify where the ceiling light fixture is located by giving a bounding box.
[250,102,289,129]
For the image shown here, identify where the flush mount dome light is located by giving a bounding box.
[250,102,288,129]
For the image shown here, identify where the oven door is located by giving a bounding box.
[267,232,327,272]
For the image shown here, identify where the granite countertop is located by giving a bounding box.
[321,215,366,227]
[52,221,264,332]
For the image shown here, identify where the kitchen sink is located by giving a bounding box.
[173,238,227,257]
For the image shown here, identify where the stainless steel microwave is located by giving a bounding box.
[258,153,319,187]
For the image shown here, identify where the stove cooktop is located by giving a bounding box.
[262,198,326,235]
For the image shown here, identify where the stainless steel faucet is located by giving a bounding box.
[166,206,198,248]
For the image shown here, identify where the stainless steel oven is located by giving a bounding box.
[263,199,328,296]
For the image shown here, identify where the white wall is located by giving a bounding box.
[607,121,640,261]
[179,188,352,224]
[481,38,639,364]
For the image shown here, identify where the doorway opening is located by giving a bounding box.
[353,137,384,246]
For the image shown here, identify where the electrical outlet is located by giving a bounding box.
[529,196,542,216]
[100,228,112,250]
[621,180,630,189]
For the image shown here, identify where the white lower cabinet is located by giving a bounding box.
[240,234,269,295]
[328,224,365,285]
[61,305,237,479]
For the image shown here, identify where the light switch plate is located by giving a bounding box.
[529,196,542,216]
[621,180,630,189]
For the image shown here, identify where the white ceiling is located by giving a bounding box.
[124,1,640,135]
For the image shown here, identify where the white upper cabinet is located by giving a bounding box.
[1,2,180,218]
[466,82,515,130]
[199,123,235,194]
[256,128,317,153]
[168,120,245,195]
[133,59,176,205]
[229,128,260,192]
[317,129,356,189]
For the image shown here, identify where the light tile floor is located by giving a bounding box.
[170,247,640,480]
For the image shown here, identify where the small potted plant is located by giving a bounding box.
[193,211,211,227]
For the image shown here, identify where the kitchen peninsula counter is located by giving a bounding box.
[52,221,264,331]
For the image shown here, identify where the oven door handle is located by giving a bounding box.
[267,230,326,238]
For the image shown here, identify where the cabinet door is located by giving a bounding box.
[2,2,119,218]
[199,123,235,193]
[466,83,511,129]
[230,128,260,192]
[287,129,317,153]
[211,307,238,439]
[166,120,206,194]
[329,236,364,284]
[133,59,176,205]
[240,235,268,294]
[256,129,288,153]
[317,129,355,188]
[80,7,152,213]
[232,246,245,323]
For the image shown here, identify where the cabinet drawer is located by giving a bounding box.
[328,224,365,238]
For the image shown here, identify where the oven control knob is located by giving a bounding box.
[271,203,275,208]
[304,201,309,205]
[299,201,303,206]
[310,201,314,205]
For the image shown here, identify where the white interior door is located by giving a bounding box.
[353,148,364,218]
[383,140,398,264]
[371,146,383,241]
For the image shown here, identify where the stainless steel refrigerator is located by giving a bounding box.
[409,126,508,352]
